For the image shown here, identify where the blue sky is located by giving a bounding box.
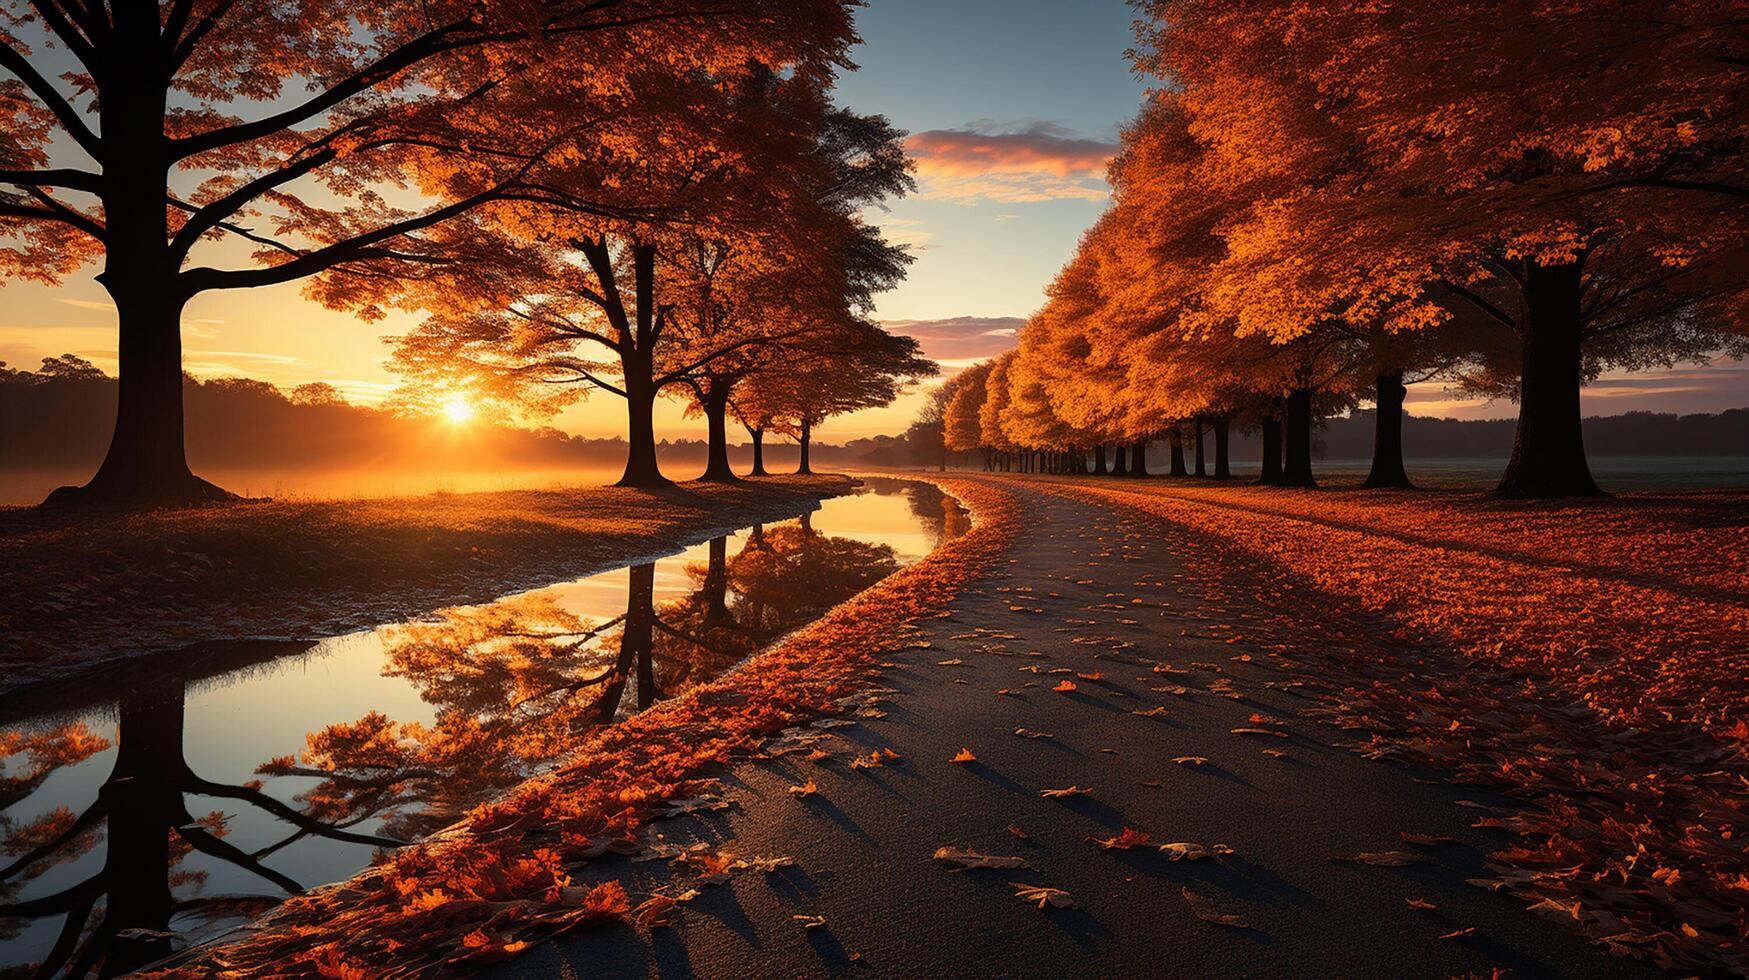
[836,0,1147,325]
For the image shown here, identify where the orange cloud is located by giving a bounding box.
[906,124,1116,203]
[882,316,1023,364]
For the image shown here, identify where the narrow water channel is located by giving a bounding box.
[0,478,968,976]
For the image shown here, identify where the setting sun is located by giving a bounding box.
[441,395,475,424]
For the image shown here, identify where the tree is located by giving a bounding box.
[770,321,934,474]
[661,104,914,482]
[1134,0,1749,497]
[1,0,860,504]
[288,382,347,408]
[942,361,994,469]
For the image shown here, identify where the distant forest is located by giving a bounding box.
[0,357,901,472]
[2,358,1744,475]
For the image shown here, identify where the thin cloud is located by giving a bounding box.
[882,316,1024,363]
[906,122,1116,204]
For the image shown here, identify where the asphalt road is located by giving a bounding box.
[489,483,1662,980]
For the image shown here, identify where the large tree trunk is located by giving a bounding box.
[796,419,813,475]
[1363,371,1415,489]
[1495,261,1601,498]
[1168,427,1187,476]
[1281,389,1317,488]
[1094,444,1108,476]
[1128,440,1148,477]
[1213,414,1232,480]
[617,373,667,488]
[748,426,768,476]
[1193,420,1207,477]
[699,382,737,483]
[615,247,669,489]
[48,292,231,506]
[48,86,230,505]
[1258,417,1284,485]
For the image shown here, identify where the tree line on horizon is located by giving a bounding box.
[0,0,929,506]
[915,1,1749,498]
[0,355,924,478]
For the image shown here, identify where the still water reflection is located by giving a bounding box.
[0,478,966,976]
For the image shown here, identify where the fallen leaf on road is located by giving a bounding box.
[1405,897,1437,911]
[1332,850,1428,867]
[1171,756,1208,766]
[750,855,794,872]
[952,748,977,764]
[1013,728,1054,739]
[793,915,827,930]
[633,895,678,930]
[1160,842,1234,861]
[1182,887,1250,928]
[659,797,731,818]
[1010,882,1074,909]
[788,780,818,798]
[1131,706,1168,717]
[937,659,964,666]
[1053,680,1078,693]
[1040,786,1092,798]
[1093,828,1152,850]
[933,847,1031,870]
[1398,832,1457,846]
[1230,727,1287,738]
[1437,926,1476,940]
[1006,824,1029,839]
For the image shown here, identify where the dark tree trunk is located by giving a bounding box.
[702,536,729,626]
[629,562,659,711]
[615,247,669,489]
[1258,417,1284,485]
[102,686,186,974]
[699,382,738,483]
[1168,427,1187,476]
[748,426,768,476]
[1281,389,1317,488]
[1213,414,1232,479]
[1193,420,1208,477]
[46,38,233,507]
[1129,440,1148,477]
[1495,261,1602,498]
[1363,371,1415,489]
[796,419,813,475]
[1094,444,1109,475]
[1113,445,1127,475]
[616,373,666,488]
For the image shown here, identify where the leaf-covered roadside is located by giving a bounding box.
[145,478,1018,977]
[1039,478,1749,975]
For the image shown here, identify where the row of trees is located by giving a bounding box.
[927,1,1749,498]
[1,0,927,503]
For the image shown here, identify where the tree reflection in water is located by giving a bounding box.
[0,492,961,975]
[261,515,906,850]
[0,682,402,977]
